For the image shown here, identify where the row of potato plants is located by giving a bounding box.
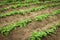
[24,0,60,3]
[0,1,44,12]
[0,3,60,18]
[35,14,49,21]
[0,0,20,6]
[0,0,39,6]
[29,25,57,40]
[0,19,32,36]
[24,0,39,3]
[48,0,60,2]
[1,0,56,12]
[35,9,60,21]
[0,0,60,7]
[0,9,60,36]
[51,9,60,16]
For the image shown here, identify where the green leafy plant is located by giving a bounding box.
[56,23,60,27]
[35,14,49,21]
[10,5,17,9]
[1,8,8,12]
[45,26,56,35]
[0,14,6,18]
[51,9,60,16]
[18,10,25,15]
[16,4,21,7]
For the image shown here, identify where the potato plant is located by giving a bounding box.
[35,14,49,21]
[51,9,60,16]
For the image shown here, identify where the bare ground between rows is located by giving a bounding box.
[0,6,60,28]
[0,14,60,40]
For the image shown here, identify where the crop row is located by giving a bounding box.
[35,9,60,21]
[0,19,32,36]
[0,3,60,18]
[1,0,59,12]
[47,0,60,2]
[0,9,60,36]
[29,24,57,40]
[0,1,46,12]
[0,0,39,6]
[35,14,49,21]
[0,0,60,7]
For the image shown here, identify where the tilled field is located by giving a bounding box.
[0,0,60,40]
